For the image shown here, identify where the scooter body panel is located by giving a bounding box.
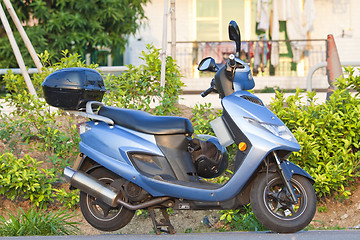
[80,121,164,163]
[222,91,301,152]
[80,137,266,201]
[78,90,302,202]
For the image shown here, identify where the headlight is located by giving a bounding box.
[245,117,297,143]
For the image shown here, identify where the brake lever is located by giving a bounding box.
[201,79,217,97]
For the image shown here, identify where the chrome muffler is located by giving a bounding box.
[64,166,170,210]
[64,166,122,207]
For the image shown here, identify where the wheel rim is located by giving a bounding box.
[85,176,124,221]
[263,177,307,220]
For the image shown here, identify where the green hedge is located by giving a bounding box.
[270,67,360,198]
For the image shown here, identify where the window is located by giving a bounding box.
[195,0,257,41]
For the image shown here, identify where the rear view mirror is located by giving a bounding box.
[228,21,241,58]
[198,57,218,72]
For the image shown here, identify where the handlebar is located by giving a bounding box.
[201,78,217,98]
[201,87,213,97]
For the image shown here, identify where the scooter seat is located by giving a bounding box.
[98,106,194,135]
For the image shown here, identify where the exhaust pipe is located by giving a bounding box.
[64,166,170,210]
[64,166,122,207]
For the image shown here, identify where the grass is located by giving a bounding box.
[0,207,80,236]
[305,220,347,231]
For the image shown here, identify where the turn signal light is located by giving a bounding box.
[238,142,247,151]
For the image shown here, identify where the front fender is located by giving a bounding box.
[281,161,314,184]
[264,161,314,184]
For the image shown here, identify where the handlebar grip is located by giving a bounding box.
[201,87,213,97]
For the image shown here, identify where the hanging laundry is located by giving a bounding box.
[277,0,290,21]
[303,0,317,32]
[270,0,280,67]
[254,38,266,76]
[254,41,261,75]
[240,41,249,61]
[263,36,269,67]
[286,0,316,63]
[256,0,270,32]
[270,0,316,65]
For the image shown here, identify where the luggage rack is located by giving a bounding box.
[68,101,114,125]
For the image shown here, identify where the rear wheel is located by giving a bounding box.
[79,167,135,231]
[250,173,316,233]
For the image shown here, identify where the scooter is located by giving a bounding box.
[44,20,316,234]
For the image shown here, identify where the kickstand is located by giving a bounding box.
[148,207,176,235]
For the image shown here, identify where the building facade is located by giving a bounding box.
[124,0,360,90]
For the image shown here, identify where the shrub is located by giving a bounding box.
[191,103,221,135]
[269,67,360,198]
[103,44,184,116]
[0,152,79,208]
[0,51,86,168]
[0,207,79,236]
[218,204,267,232]
[0,153,56,206]
[53,188,80,209]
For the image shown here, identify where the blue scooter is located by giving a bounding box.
[46,21,316,234]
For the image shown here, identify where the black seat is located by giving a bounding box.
[98,106,193,135]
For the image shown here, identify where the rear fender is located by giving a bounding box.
[73,153,102,174]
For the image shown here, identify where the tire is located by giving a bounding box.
[79,167,135,231]
[250,173,316,233]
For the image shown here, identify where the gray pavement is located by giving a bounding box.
[0,230,359,240]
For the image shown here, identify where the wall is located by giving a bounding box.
[124,0,193,66]
[125,0,360,71]
[312,0,360,62]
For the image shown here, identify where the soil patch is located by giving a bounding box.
[311,179,360,230]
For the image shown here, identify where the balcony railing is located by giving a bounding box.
[171,39,327,78]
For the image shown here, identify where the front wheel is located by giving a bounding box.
[250,173,316,233]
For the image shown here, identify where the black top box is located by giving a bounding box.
[42,67,106,110]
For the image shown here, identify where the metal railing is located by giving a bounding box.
[0,66,128,76]
[172,39,327,78]
[306,61,360,92]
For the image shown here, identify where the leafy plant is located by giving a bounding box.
[318,206,327,213]
[269,66,360,198]
[0,0,149,68]
[0,51,86,169]
[218,204,267,232]
[53,188,80,209]
[0,207,79,236]
[103,44,184,116]
[191,103,222,135]
[208,170,233,184]
[259,86,296,93]
[0,153,56,206]
[136,209,149,219]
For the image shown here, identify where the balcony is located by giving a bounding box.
[172,39,328,93]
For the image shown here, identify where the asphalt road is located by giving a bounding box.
[0,230,359,240]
